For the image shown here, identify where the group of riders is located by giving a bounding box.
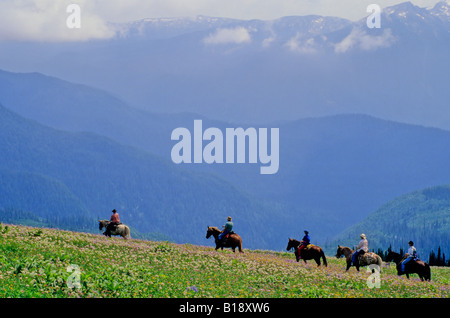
[103,210,419,274]
[301,230,419,274]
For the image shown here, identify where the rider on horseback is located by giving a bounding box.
[351,233,368,266]
[218,216,233,244]
[105,209,120,237]
[298,230,310,259]
[401,241,417,273]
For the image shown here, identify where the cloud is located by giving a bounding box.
[203,27,251,45]
[285,34,318,54]
[334,28,396,53]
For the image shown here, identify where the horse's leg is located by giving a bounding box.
[316,258,321,266]
[346,261,351,271]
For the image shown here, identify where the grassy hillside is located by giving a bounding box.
[1,224,448,298]
[325,184,450,258]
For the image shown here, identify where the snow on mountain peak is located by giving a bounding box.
[430,0,450,17]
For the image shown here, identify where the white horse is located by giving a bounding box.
[99,220,131,239]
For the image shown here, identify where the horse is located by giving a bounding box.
[99,219,131,239]
[286,238,327,267]
[386,251,431,281]
[336,245,382,272]
[206,226,243,253]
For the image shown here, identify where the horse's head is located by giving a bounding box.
[335,245,344,258]
[206,226,220,239]
[286,238,294,251]
[385,251,393,262]
[206,226,213,239]
[98,219,108,231]
[385,251,398,262]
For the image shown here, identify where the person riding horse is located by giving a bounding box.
[105,209,120,237]
[218,216,233,244]
[401,241,418,274]
[298,230,310,259]
[351,233,368,266]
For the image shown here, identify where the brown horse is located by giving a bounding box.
[286,238,327,266]
[206,226,243,253]
[99,220,131,239]
[386,251,431,281]
[336,245,382,272]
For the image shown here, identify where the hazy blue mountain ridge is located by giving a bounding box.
[0,102,290,249]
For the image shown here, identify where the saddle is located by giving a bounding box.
[299,244,314,251]
[219,231,235,245]
[298,244,314,255]
[223,231,235,240]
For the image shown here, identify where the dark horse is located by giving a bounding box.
[286,238,327,266]
[386,251,431,281]
[206,226,243,253]
[336,245,382,272]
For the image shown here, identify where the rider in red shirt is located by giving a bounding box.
[105,209,120,236]
[110,209,120,223]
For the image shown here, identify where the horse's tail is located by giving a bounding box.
[424,263,431,281]
[376,255,383,272]
[321,249,327,267]
[121,225,131,239]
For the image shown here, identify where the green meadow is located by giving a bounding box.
[0,224,448,298]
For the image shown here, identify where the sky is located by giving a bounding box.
[0,0,442,42]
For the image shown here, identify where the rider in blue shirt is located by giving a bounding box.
[298,230,310,259]
[218,216,233,242]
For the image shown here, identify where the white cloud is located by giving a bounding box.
[203,27,251,45]
[334,28,396,53]
[285,34,318,54]
[262,36,275,48]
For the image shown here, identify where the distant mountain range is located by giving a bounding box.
[0,1,448,129]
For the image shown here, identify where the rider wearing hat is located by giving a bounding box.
[351,233,368,266]
[401,241,417,273]
[218,216,233,243]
